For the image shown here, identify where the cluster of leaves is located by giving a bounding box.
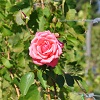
[0,0,87,100]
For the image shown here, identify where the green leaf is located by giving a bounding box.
[67,35,78,45]
[79,80,88,92]
[12,77,19,87]
[1,57,12,68]
[18,55,25,67]
[38,16,46,31]
[65,74,74,87]
[66,9,76,20]
[56,75,65,88]
[77,34,85,42]
[73,25,85,34]
[20,72,34,96]
[3,71,11,82]
[37,70,47,89]
[43,7,50,17]
[0,67,7,75]
[1,25,13,36]
[53,65,63,75]
[14,10,25,25]
[0,12,5,19]
[65,0,76,9]
[64,1,68,17]
[25,85,40,100]
[13,42,24,53]
[10,0,30,12]
[73,76,82,81]
[56,22,62,28]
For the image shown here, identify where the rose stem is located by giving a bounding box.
[75,79,87,94]
[10,73,20,99]
[5,39,20,98]
[52,79,57,100]
[21,11,33,35]
[47,87,51,100]
[25,23,34,35]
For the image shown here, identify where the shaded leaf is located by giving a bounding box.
[56,75,65,88]
[65,0,76,9]
[73,25,85,34]
[64,1,68,17]
[65,74,74,87]
[73,76,82,81]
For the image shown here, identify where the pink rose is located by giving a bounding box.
[29,30,63,67]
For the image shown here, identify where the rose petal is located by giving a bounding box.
[37,46,42,53]
[37,51,47,58]
[54,50,59,58]
[57,45,62,55]
[29,44,42,59]
[46,58,58,67]
[58,40,64,48]
[41,55,54,63]
[33,59,43,65]
[51,43,57,53]
[36,31,51,37]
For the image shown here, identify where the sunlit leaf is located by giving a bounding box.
[66,9,76,20]
[22,85,41,100]
[37,70,47,89]
[1,25,13,36]
[13,42,24,53]
[14,10,25,25]
[53,65,63,75]
[43,7,50,17]
[20,72,34,96]
[38,16,46,31]
[1,57,12,68]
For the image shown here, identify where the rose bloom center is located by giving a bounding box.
[41,41,50,53]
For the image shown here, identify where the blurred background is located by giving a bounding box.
[71,0,100,99]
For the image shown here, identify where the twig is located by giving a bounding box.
[52,80,57,100]
[21,11,34,35]
[46,87,51,100]
[75,79,87,94]
[25,23,34,35]
[10,73,20,99]
[41,0,44,9]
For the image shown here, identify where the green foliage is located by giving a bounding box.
[0,0,89,100]
[19,72,34,96]
[37,70,47,89]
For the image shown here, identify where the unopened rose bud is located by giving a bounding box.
[54,33,60,38]
[21,11,29,20]
[52,17,57,23]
